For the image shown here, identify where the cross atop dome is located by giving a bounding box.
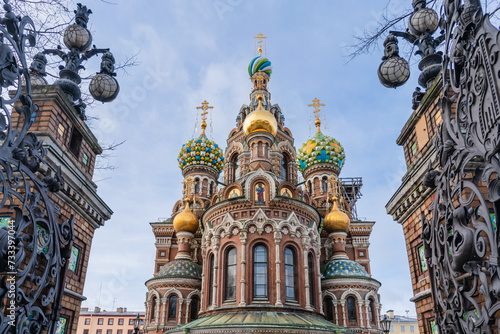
[254,32,267,56]
[308,98,325,133]
[196,100,213,136]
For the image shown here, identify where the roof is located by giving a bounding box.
[322,259,370,279]
[79,312,145,317]
[388,315,418,323]
[166,311,353,333]
[154,259,202,280]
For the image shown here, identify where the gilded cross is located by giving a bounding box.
[308,98,325,133]
[182,176,195,199]
[254,32,267,56]
[196,100,213,135]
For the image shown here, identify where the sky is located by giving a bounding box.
[50,0,428,317]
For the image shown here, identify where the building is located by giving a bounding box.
[76,307,144,334]
[6,67,113,332]
[385,310,419,334]
[144,42,383,333]
[385,75,442,334]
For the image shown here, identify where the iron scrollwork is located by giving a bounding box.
[0,1,74,333]
[423,0,500,332]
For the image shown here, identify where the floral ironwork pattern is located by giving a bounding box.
[0,1,74,333]
[423,0,500,332]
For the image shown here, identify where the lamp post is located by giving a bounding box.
[133,313,141,334]
[377,0,444,109]
[380,314,392,334]
[34,3,120,120]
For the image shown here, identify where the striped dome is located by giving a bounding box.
[296,131,345,172]
[178,134,224,173]
[248,56,272,77]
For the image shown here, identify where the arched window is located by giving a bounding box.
[281,157,288,181]
[225,247,237,301]
[322,177,328,193]
[308,181,312,196]
[233,155,240,182]
[324,296,334,321]
[168,295,177,321]
[150,296,157,321]
[308,253,315,308]
[253,245,268,298]
[210,182,215,196]
[194,179,200,194]
[347,296,357,324]
[368,299,375,323]
[284,247,297,301]
[208,254,214,305]
[190,296,199,321]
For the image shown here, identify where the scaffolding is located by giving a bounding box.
[339,177,363,220]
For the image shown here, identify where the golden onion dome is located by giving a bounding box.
[243,95,277,136]
[323,197,350,233]
[173,199,199,234]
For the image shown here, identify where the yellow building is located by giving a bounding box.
[386,310,420,334]
[76,307,144,334]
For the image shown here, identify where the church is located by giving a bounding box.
[143,39,382,334]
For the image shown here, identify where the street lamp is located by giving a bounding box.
[133,314,141,334]
[377,0,444,109]
[380,314,392,334]
[32,3,120,120]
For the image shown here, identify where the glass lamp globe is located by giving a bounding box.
[63,24,92,51]
[410,8,439,35]
[378,57,410,88]
[89,73,120,103]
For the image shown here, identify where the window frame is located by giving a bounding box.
[167,295,178,321]
[97,318,103,325]
[225,247,237,301]
[284,246,297,302]
[346,296,357,325]
[253,244,268,299]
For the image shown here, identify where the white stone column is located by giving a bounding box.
[302,239,312,310]
[340,299,346,327]
[239,231,247,306]
[316,255,323,314]
[358,301,365,328]
[211,236,220,309]
[274,231,283,306]
[185,299,191,323]
[161,298,167,326]
[155,298,160,325]
[365,301,371,327]
[178,299,184,324]
[333,300,339,325]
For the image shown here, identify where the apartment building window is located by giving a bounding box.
[97,330,102,334]
[84,330,89,334]
[85,318,90,325]
[106,330,112,334]
[108,318,113,325]
[410,326,415,332]
[401,325,406,332]
[97,318,103,325]
[118,318,124,325]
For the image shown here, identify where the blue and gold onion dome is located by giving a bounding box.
[323,259,369,279]
[157,259,202,280]
[248,56,272,77]
[297,131,346,172]
[178,134,224,172]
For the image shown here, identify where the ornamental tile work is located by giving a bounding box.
[323,259,369,278]
[178,134,224,172]
[157,259,202,279]
[296,132,345,172]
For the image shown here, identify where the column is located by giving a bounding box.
[178,299,184,324]
[185,299,191,324]
[211,236,220,309]
[303,241,311,310]
[333,300,339,325]
[340,299,346,327]
[161,298,167,326]
[239,231,247,306]
[274,232,283,306]
[155,298,160,325]
[316,255,323,314]
[358,301,365,328]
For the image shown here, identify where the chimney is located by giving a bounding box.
[124,308,127,312]
[81,307,89,312]
[117,307,123,313]
[387,310,395,319]
[94,306,101,313]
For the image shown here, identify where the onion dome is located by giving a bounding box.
[177,134,224,172]
[248,56,272,77]
[297,131,345,172]
[157,258,202,279]
[323,259,370,278]
[323,196,350,233]
[173,198,199,233]
[243,95,277,136]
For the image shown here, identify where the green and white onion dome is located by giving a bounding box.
[297,131,345,172]
[178,134,224,173]
[248,56,272,77]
